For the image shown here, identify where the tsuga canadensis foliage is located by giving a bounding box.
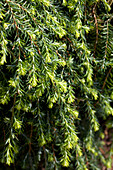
[0,0,113,169]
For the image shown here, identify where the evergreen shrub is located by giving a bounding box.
[0,0,113,169]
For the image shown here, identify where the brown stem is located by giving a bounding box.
[92,3,98,58]
[43,146,47,169]
[66,36,76,51]
[11,94,16,127]
[102,67,112,90]
[33,41,41,54]
[104,21,109,61]
[94,67,112,107]
[6,0,20,60]
[6,0,39,26]
[52,144,57,170]
[29,124,33,154]
[83,148,89,169]
[3,128,6,142]
[56,50,64,60]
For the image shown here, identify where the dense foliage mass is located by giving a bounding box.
[0,0,113,169]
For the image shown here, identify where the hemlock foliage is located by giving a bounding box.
[0,0,113,169]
